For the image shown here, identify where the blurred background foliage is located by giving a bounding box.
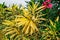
[26,0,60,21]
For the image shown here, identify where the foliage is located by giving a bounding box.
[0,0,60,40]
[40,16,60,40]
[27,0,60,21]
[0,1,46,40]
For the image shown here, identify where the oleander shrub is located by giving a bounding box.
[0,0,60,40]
